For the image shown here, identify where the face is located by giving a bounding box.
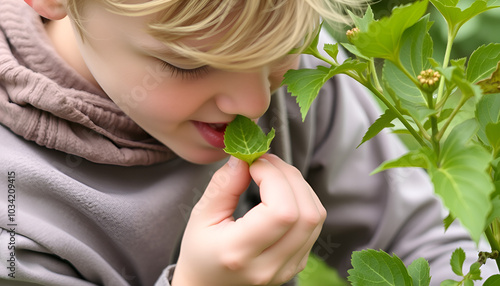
[70,1,299,164]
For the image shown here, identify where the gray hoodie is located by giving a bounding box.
[0,0,493,285]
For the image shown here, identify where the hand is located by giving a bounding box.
[171,154,327,286]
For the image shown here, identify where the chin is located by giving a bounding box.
[177,149,230,165]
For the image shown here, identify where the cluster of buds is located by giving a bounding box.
[346,27,360,42]
[417,69,440,91]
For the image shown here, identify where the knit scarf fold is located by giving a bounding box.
[0,0,175,166]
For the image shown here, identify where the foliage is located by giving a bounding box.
[223,115,275,165]
[282,0,500,284]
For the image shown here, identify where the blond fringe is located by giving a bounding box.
[66,0,366,70]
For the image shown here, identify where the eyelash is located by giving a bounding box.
[159,61,209,80]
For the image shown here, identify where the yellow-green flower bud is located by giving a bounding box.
[417,69,440,92]
[346,27,360,43]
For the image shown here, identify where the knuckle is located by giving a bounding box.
[318,205,327,221]
[278,267,298,285]
[287,165,303,177]
[274,207,299,226]
[248,271,275,285]
[219,252,246,271]
[298,258,308,272]
[302,210,323,228]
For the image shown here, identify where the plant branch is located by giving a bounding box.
[485,226,500,272]
[369,59,383,92]
[363,83,427,147]
[435,95,467,141]
[392,58,422,88]
[436,25,457,105]
[424,90,440,156]
[414,119,432,141]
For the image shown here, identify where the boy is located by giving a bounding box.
[0,0,490,285]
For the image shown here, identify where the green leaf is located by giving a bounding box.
[407,258,431,286]
[440,279,460,286]
[371,147,434,175]
[347,5,374,32]
[428,119,494,242]
[340,43,370,61]
[462,279,473,286]
[484,274,500,286]
[282,67,331,121]
[486,122,500,156]
[400,15,434,78]
[298,23,322,56]
[323,43,339,63]
[357,108,396,148]
[223,115,275,165]
[423,109,453,130]
[486,197,500,227]
[443,212,456,231]
[466,44,500,83]
[349,0,429,61]
[467,262,482,281]
[282,60,367,121]
[437,61,483,101]
[450,248,466,276]
[381,14,436,122]
[475,93,500,146]
[347,249,412,286]
[382,61,430,121]
[477,62,500,94]
[430,0,500,35]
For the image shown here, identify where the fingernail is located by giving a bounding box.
[227,156,239,169]
[24,0,33,6]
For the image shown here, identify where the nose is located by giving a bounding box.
[214,69,271,119]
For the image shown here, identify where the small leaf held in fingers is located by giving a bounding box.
[223,115,275,165]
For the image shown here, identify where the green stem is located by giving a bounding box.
[485,226,500,272]
[436,28,456,104]
[436,95,466,141]
[313,50,337,67]
[369,59,383,92]
[364,84,427,147]
[393,58,422,88]
[414,119,432,141]
[424,90,440,156]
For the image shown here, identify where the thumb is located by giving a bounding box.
[191,156,251,225]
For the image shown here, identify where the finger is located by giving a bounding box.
[254,155,326,278]
[229,156,299,254]
[191,156,251,225]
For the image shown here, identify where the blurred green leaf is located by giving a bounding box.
[430,0,500,35]
[466,44,500,83]
[484,274,500,285]
[475,93,500,146]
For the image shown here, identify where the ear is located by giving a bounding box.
[25,0,68,20]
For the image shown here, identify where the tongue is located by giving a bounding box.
[209,123,227,132]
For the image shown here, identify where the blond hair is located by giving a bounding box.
[66,0,364,70]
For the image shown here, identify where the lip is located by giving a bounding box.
[192,121,229,149]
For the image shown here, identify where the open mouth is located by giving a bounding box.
[207,123,228,132]
[193,121,228,149]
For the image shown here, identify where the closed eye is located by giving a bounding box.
[160,61,210,80]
